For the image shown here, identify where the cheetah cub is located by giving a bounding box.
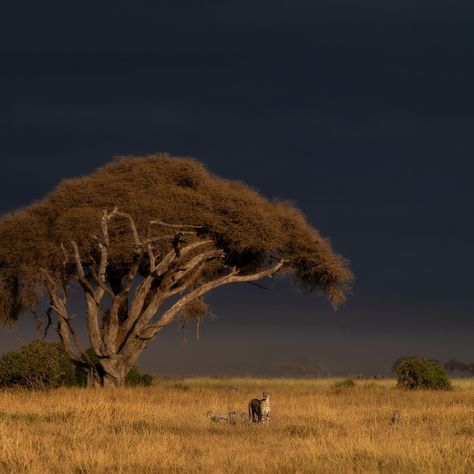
[390,411,400,425]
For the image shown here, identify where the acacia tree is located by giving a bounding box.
[0,155,352,387]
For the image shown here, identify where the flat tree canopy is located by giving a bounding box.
[0,154,352,326]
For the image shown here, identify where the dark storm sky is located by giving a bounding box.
[1,1,473,375]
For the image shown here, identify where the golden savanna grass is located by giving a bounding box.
[0,378,472,473]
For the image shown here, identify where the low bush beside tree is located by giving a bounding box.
[0,340,77,389]
[124,366,153,387]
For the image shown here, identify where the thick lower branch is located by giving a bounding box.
[119,243,219,348]
[135,259,286,345]
[41,270,88,365]
[71,241,105,355]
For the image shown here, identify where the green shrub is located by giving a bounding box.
[0,341,77,389]
[0,341,153,389]
[125,366,153,387]
[395,357,452,390]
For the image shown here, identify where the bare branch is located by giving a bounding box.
[89,224,111,305]
[89,265,115,298]
[127,248,223,341]
[125,237,210,326]
[247,281,269,290]
[61,312,90,360]
[42,306,53,340]
[105,303,120,352]
[146,242,156,272]
[58,243,70,298]
[96,242,108,281]
[84,299,104,356]
[168,249,224,288]
[92,240,110,305]
[119,243,223,352]
[31,306,44,333]
[139,259,286,341]
[150,220,203,229]
[102,253,142,352]
[153,239,213,277]
[120,252,143,297]
[40,269,85,364]
[70,242,95,297]
[101,208,117,248]
[127,276,156,323]
[60,243,69,268]
[114,210,141,246]
[69,244,104,354]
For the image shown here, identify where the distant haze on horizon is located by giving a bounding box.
[0,0,473,375]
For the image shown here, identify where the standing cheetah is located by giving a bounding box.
[248,393,270,423]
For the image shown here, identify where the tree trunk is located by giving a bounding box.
[86,359,128,388]
[86,367,102,388]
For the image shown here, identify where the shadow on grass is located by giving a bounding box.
[0,410,75,423]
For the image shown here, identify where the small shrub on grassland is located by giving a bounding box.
[395,357,452,390]
[335,378,356,388]
[0,340,76,389]
[331,378,356,392]
[125,367,153,387]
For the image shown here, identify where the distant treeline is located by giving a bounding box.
[444,359,474,375]
[392,357,474,376]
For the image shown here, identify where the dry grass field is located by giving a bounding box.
[0,377,472,473]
